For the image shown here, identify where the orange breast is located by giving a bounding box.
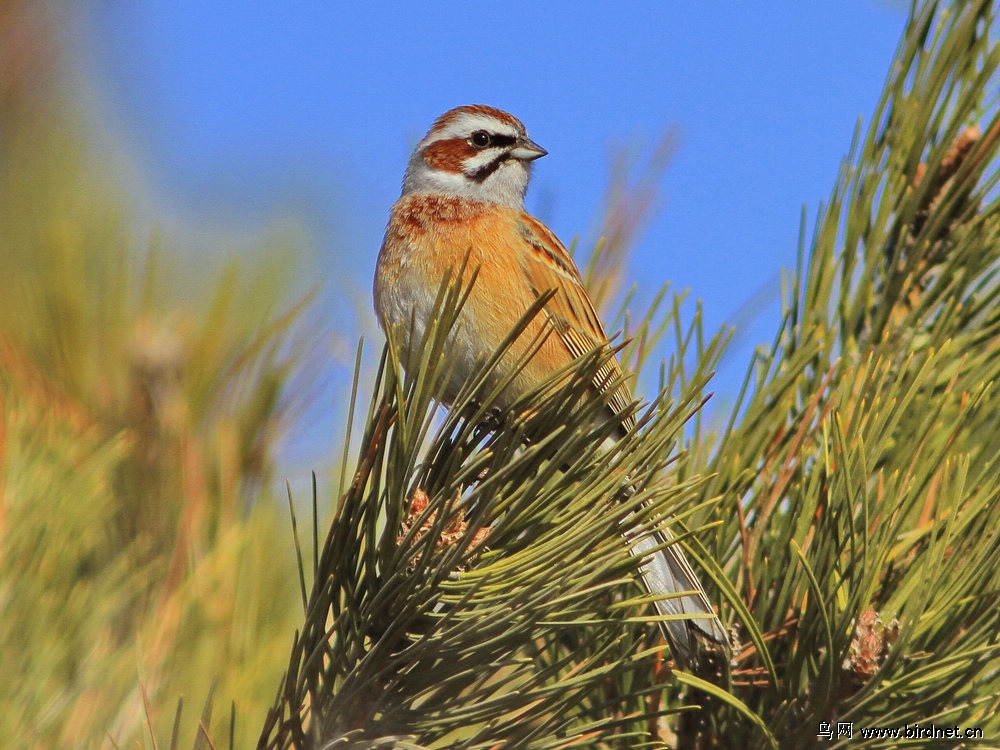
[375,195,575,409]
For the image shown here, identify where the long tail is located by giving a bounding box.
[629,525,729,668]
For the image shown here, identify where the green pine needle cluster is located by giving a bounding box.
[259,275,750,749]
[689,1,1000,745]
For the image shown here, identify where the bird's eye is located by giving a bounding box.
[470,130,492,148]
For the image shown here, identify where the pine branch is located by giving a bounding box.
[689,1,1000,746]
[258,277,748,749]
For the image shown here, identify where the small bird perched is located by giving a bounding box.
[374,104,728,666]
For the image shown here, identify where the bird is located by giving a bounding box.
[374,104,728,667]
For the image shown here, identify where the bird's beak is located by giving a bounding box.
[510,138,547,161]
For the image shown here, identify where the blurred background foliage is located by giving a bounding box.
[1,2,318,747]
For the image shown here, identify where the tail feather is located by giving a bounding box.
[629,525,729,668]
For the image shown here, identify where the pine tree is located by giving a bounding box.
[259,2,1000,747]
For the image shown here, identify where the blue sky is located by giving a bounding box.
[81,2,907,471]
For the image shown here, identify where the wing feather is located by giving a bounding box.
[515,214,636,431]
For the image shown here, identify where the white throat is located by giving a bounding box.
[402,154,531,209]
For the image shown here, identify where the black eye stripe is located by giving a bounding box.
[488,134,516,148]
[470,132,517,149]
[464,133,521,181]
